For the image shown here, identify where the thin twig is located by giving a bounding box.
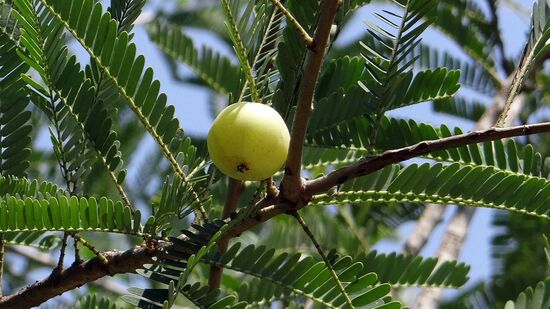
[208,178,244,290]
[0,233,4,298]
[72,233,108,264]
[305,121,550,195]
[72,235,82,265]
[56,233,69,271]
[280,0,341,202]
[268,0,313,46]
[291,211,354,308]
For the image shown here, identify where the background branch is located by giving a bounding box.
[414,80,526,307]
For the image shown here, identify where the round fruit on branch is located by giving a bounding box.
[207,102,290,181]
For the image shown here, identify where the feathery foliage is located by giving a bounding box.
[3,0,550,308]
[504,279,550,309]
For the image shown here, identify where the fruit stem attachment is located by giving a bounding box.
[280,0,341,202]
[209,178,244,290]
[266,177,279,197]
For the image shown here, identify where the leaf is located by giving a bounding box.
[0,194,142,235]
[497,0,550,126]
[41,0,210,211]
[313,162,550,221]
[0,4,31,177]
[504,279,550,309]
[124,221,239,309]
[201,243,404,308]
[147,20,243,98]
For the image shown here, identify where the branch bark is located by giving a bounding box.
[280,0,341,202]
[305,120,549,196]
[208,178,243,290]
[7,246,128,295]
[0,233,4,298]
[0,245,156,309]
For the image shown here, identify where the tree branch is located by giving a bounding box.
[208,178,243,290]
[305,121,550,196]
[7,246,128,295]
[280,0,341,202]
[0,245,157,309]
[3,117,550,308]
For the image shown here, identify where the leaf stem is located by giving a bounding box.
[291,211,354,308]
[268,0,313,46]
[220,0,260,102]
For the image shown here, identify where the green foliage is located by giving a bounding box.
[0,4,31,177]
[359,0,447,131]
[108,0,146,33]
[272,0,319,118]
[3,0,550,308]
[41,0,208,209]
[358,250,469,288]
[314,162,550,220]
[433,97,486,122]
[3,231,59,249]
[124,221,234,308]
[505,279,550,309]
[200,242,464,307]
[489,212,550,305]
[147,21,244,98]
[0,194,142,235]
[426,0,498,82]
[71,294,122,309]
[13,0,128,200]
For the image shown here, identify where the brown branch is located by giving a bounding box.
[0,245,157,309]
[208,178,243,290]
[305,121,550,196]
[280,0,341,202]
[7,246,128,295]
[0,233,4,299]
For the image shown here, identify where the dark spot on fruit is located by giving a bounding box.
[237,163,249,173]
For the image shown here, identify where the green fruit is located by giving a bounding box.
[207,102,290,181]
